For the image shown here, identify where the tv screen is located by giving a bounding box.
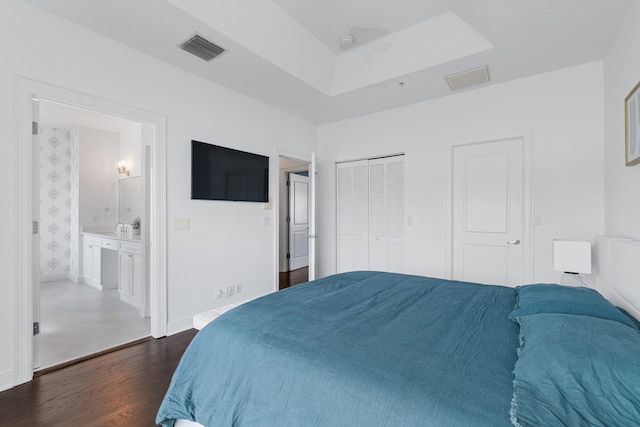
[191,140,269,202]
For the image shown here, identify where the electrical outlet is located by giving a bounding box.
[215,288,225,300]
[235,283,242,294]
[226,285,235,297]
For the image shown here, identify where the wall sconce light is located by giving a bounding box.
[553,239,592,286]
[117,161,130,176]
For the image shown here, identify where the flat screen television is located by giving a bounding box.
[191,140,269,202]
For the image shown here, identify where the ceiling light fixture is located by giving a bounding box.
[339,34,355,50]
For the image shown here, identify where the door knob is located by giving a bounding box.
[507,239,521,245]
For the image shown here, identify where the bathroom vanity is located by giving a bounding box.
[82,231,143,313]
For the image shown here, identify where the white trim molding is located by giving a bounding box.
[0,370,13,393]
[39,273,70,283]
[12,76,168,388]
[167,317,195,336]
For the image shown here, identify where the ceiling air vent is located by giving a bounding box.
[180,34,225,61]
[445,65,490,91]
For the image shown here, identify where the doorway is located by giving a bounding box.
[13,77,167,387]
[36,100,150,370]
[278,158,310,289]
[448,130,534,286]
[276,151,317,290]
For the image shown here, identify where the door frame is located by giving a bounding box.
[273,148,315,291]
[13,77,168,386]
[444,128,535,283]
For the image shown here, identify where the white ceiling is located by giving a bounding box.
[272,0,453,54]
[26,0,631,125]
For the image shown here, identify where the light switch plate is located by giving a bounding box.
[174,218,190,231]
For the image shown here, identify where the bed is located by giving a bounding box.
[157,238,640,427]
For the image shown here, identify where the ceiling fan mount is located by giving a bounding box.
[339,34,355,50]
[338,27,389,51]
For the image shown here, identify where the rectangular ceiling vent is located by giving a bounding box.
[445,65,490,91]
[180,34,225,61]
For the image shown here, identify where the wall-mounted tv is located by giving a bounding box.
[191,140,269,202]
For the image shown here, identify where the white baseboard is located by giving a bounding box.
[68,273,82,283]
[0,369,15,393]
[85,278,102,290]
[40,272,69,283]
[119,292,141,309]
[167,317,194,336]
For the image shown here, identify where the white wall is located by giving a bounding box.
[317,62,605,283]
[119,123,143,178]
[603,1,640,240]
[1,0,314,391]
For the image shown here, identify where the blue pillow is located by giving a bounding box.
[511,313,640,426]
[509,284,638,329]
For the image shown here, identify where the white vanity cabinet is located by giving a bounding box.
[82,232,143,314]
[82,235,102,288]
[118,240,142,309]
[82,235,118,290]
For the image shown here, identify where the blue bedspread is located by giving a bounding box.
[157,271,519,427]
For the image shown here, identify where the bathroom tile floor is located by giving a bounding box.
[38,279,150,370]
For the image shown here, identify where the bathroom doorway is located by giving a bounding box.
[14,77,168,387]
[36,100,151,370]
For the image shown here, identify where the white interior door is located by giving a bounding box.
[288,173,309,271]
[452,138,525,286]
[32,98,41,370]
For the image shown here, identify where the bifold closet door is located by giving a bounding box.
[336,160,368,273]
[368,158,386,270]
[336,156,404,273]
[384,156,405,272]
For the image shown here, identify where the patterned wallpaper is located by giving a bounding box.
[39,127,72,280]
[69,127,79,280]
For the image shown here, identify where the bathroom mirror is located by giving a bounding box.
[118,176,142,224]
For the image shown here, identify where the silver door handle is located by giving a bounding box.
[508,239,520,245]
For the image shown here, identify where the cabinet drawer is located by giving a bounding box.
[119,241,141,255]
[83,235,101,247]
[101,238,119,250]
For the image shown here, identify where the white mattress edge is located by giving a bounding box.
[175,419,205,427]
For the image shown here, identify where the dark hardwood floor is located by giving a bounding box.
[0,328,198,427]
[279,265,309,290]
[1,272,307,425]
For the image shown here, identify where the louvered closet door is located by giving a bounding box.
[351,162,369,269]
[386,156,405,272]
[369,156,405,272]
[336,156,404,273]
[368,158,387,270]
[336,160,368,273]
